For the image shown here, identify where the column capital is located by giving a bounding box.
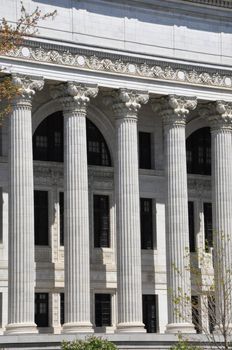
[12,74,44,106]
[51,82,98,115]
[202,101,232,131]
[152,95,197,126]
[111,89,149,120]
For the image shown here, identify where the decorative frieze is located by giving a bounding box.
[4,43,232,90]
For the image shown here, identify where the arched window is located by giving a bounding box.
[186,127,211,175]
[33,112,111,166]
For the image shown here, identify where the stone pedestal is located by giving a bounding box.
[5,75,44,335]
[51,82,98,333]
[154,95,197,334]
[113,89,148,333]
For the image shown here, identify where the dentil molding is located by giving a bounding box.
[3,42,232,90]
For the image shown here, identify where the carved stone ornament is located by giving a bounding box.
[12,73,44,100]
[200,101,232,130]
[51,82,98,113]
[112,88,149,119]
[152,95,197,126]
[4,42,232,90]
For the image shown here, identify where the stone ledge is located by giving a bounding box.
[0,333,220,349]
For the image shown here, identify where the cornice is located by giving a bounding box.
[2,41,232,90]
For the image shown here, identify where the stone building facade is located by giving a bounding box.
[0,0,232,348]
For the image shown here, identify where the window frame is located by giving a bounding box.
[35,292,49,328]
[139,131,152,170]
[34,190,49,246]
[94,293,112,328]
[142,294,159,333]
[93,194,110,248]
[186,127,211,176]
[140,198,156,250]
[204,202,213,252]
[188,201,196,253]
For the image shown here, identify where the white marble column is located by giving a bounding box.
[154,95,197,333]
[208,101,232,330]
[113,89,148,333]
[52,82,98,333]
[5,74,44,334]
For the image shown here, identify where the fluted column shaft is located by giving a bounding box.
[209,101,232,328]
[154,95,197,333]
[6,75,44,335]
[113,89,148,333]
[51,82,98,333]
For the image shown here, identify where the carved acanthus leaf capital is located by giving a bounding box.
[51,82,98,113]
[112,89,149,120]
[152,95,197,126]
[12,74,44,101]
[202,101,232,131]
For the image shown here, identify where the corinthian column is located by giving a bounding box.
[113,89,149,333]
[207,101,232,330]
[5,74,44,334]
[51,82,98,333]
[153,95,197,333]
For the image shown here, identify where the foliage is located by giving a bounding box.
[170,335,201,350]
[61,336,118,350]
[0,1,56,122]
[172,233,232,350]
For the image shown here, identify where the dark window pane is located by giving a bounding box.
[60,293,64,325]
[192,296,200,333]
[142,295,158,333]
[34,191,49,245]
[139,132,152,169]
[94,195,110,248]
[95,294,111,327]
[33,111,63,162]
[35,293,49,327]
[204,203,213,252]
[188,201,195,252]
[33,114,111,167]
[59,192,64,246]
[140,198,153,249]
[186,127,211,175]
[208,295,216,334]
[87,119,111,166]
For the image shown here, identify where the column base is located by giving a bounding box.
[214,324,232,334]
[4,323,38,335]
[116,322,146,333]
[166,323,196,334]
[62,322,94,334]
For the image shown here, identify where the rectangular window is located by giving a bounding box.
[35,293,49,327]
[192,296,200,333]
[95,294,111,327]
[94,195,110,248]
[34,191,49,245]
[204,203,213,252]
[59,192,64,246]
[142,295,159,333]
[0,188,2,244]
[140,198,153,249]
[60,293,64,325]
[208,295,215,334]
[139,132,152,169]
[188,201,195,252]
